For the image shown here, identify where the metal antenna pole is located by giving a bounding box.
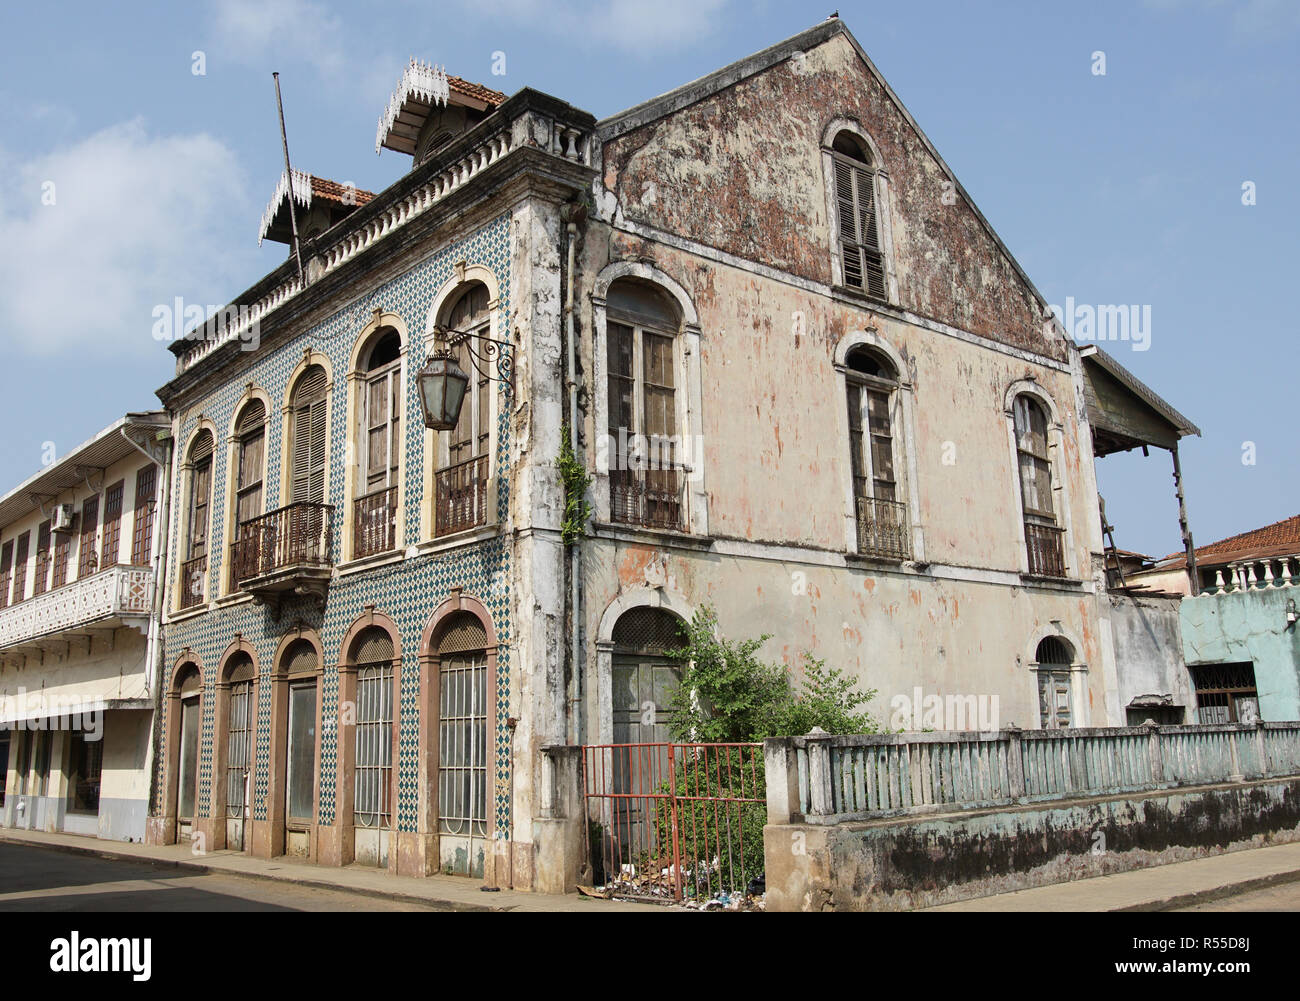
[273,72,305,283]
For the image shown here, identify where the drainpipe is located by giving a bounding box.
[560,202,585,747]
[121,419,173,824]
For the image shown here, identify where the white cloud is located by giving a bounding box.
[209,0,348,75]
[0,118,256,358]
[459,0,733,52]
[1142,0,1300,35]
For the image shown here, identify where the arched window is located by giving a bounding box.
[606,279,683,530]
[174,664,203,831]
[350,627,394,857]
[1013,394,1064,576]
[830,131,886,299]
[436,612,489,875]
[434,283,492,537]
[355,330,401,557]
[222,653,256,846]
[279,638,319,849]
[233,400,266,529]
[179,430,214,609]
[289,366,328,505]
[1034,637,1074,729]
[844,346,908,559]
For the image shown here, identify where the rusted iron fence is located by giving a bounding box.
[583,742,764,902]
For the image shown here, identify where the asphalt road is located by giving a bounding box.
[0,842,440,911]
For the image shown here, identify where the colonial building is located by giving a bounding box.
[144,18,1199,890]
[1130,514,1300,722]
[0,412,170,842]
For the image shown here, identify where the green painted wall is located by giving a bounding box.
[1181,587,1300,721]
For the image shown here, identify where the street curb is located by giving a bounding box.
[0,833,504,912]
[1112,865,1300,912]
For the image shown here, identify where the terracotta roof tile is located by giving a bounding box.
[1167,514,1300,565]
[309,176,375,206]
[448,75,506,106]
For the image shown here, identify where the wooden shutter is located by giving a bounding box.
[235,402,265,527]
[131,465,157,565]
[78,496,99,578]
[100,480,124,569]
[834,156,886,299]
[32,521,51,596]
[51,525,72,589]
[13,532,29,603]
[188,431,214,560]
[291,368,327,504]
[0,540,12,609]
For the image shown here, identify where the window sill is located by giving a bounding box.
[414,523,503,555]
[1019,572,1084,590]
[590,520,714,551]
[336,549,405,578]
[167,603,211,624]
[830,283,891,309]
[845,552,915,572]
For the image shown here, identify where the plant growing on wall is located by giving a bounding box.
[557,424,591,545]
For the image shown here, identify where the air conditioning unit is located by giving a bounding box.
[52,504,76,533]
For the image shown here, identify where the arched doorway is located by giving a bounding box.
[348,626,396,868]
[274,638,320,858]
[608,606,684,867]
[219,652,256,851]
[434,612,489,877]
[1034,636,1075,729]
[172,663,203,843]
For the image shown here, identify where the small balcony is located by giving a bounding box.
[230,501,334,608]
[855,495,911,561]
[1025,522,1067,578]
[610,466,685,532]
[0,564,153,653]
[354,485,397,558]
[435,455,489,538]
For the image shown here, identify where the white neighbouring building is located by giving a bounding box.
[0,412,171,842]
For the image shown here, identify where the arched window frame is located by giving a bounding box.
[162,656,205,842]
[212,639,259,847]
[1003,381,1075,579]
[344,313,408,561]
[820,119,897,303]
[267,629,324,861]
[833,329,922,561]
[279,353,334,509]
[1026,630,1088,729]
[222,391,270,595]
[177,425,216,610]
[592,261,708,536]
[422,267,502,541]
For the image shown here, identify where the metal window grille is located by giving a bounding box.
[226,680,253,818]
[354,651,394,829]
[438,620,487,838]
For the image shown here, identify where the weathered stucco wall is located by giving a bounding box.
[1182,589,1300,721]
[1109,593,1194,721]
[765,775,1300,911]
[598,31,1055,357]
[582,544,1108,741]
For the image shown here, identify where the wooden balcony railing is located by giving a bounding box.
[230,502,334,585]
[178,555,207,610]
[854,495,911,561]
[1025,521,1067,578]
[610,466,684,532]
[435,455,488,538]
[354,486,397,559]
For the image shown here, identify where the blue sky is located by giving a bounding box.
[0,0,1295,558]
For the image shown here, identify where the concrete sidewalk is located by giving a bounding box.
[0,828,668,913]
[921,842,1300,911]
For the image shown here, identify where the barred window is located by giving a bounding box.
[225,654,256,819]
[437,613,488,839]
[351,628,394,829]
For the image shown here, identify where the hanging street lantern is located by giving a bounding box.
[417,324,514,431]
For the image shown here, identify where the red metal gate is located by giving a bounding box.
[582,742,765,902]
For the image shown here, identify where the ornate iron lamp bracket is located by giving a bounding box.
[432,324,515,396]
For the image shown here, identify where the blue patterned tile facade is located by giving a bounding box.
[161,215,513,837]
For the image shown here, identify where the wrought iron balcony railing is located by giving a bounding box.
[230,502,334,597]
[610,466,685,532]
[435,455,489,538]
[0,564,152,650]
[353,485,397,558]
[177,555,207,610]
[1024,521,1067,578]
[854,495,911,561]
